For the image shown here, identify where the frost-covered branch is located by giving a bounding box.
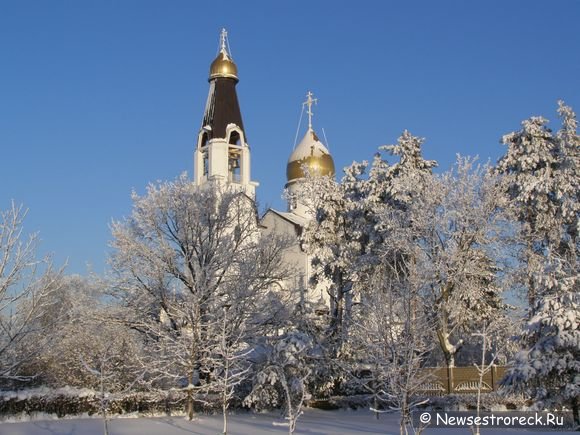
[0,202,65,385]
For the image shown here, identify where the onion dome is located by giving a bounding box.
[286,92,335,184]
[209,51,238,81]
[209,29,238,82]
[286,128,335,183]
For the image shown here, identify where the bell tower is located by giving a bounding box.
[194,29,258,198]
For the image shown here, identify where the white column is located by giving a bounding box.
[208,140,228,182]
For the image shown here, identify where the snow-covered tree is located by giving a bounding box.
[503,253,579,424]
[348,260,433,435]
[379,130,437,212]
[0,202,64,386]
[245,331,314,434]
[296,171,361,354]
[368,154,513,369]
[297,130,437,357]
[300,132,512,369]
[77,316,144,435]
[413,159,513,367]
[342,140,514,430]
[38,275,143,391]
[208,304,252,435]
[110,176,290,419]
[498,102,579,424]
[495,101,579,307]
[470,315,518,435]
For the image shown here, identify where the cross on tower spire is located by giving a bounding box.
[303,91,318,130]
[220,28,229,56]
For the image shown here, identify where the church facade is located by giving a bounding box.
[193,30,334,307]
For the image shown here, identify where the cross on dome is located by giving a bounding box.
[303,91,318,130]
[209,28,238,81]
[220,28,228,55]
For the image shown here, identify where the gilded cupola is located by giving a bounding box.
[286,92,335,185]
[209,29,238,82]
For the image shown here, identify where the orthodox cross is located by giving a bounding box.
[220,28,228,55]
[303,91,318,130]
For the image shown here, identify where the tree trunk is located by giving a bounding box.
[436,327,456,368]
[187,392,194,421]
[572,396,579,428]
[399,392,408,435]
[187,370,194,421]
[331,271,344,345]
[222,368,228,434]
[102,409,109,435]
[223,404,228,435]
[435,284,459,368]
[100,364,109,435]
[527,267,536,311]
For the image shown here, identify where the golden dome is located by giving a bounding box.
[286,129,335,183]
[209,51,238,81]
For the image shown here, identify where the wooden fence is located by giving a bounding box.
[417,366,508,396]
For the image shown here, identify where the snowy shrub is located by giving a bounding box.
[0,388,209,420]
[244,331,315,433]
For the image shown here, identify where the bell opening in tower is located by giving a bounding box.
[228,149,241,183]
[228,130,241,145]
[201,132,209,147]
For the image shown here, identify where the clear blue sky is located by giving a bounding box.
[1,0,578,275]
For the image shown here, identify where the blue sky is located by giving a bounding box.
[1,0,578,275]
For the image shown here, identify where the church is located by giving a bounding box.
[192,29,334,307]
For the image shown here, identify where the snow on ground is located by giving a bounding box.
[0,409,576,435]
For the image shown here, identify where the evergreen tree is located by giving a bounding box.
[496,102,579,306]
[501,102,579,424]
